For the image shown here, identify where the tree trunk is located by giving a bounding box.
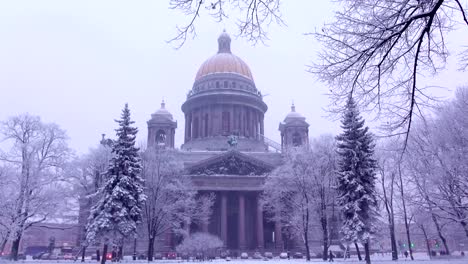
[321,214,329,261]
[101,244,108,264]
[364,241,371,264]
[133,238,137,261]
[430,212,449,255]
[382,172,398,260]
[10,232,22,261]
[398,164,414,260]
[118,245,123,262]
[419,225,431,259]
[147,237,155,262]
[304,229,311,261]
[304,208,311,261]
[389,223,398,260]
[460,220,468,238]
[355,242,362,261]
[81,246,86,262]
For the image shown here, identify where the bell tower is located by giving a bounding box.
[279,103,309,150]
[147,100,177,148]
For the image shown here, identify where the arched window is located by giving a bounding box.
[156,129,167,145]
[292,132,302,146]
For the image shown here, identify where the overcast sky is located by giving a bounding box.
[1,1,467,154]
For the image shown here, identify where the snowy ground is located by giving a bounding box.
[1,254,467,264]
[1,260,467,264]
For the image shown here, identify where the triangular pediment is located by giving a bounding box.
[187,150,274,176]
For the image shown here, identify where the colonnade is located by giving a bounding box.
[184,104,265,142]
[199,191,283,251]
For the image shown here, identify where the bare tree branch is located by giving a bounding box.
[168,0,284,48]
[311,0,467,152]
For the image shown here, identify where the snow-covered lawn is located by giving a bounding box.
[1,253,466,264]
[1,260,466,264]
[2,256,467,264]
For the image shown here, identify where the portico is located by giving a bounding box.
[187,151,283,251]
[194,190,282,251]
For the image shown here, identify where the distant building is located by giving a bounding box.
[8,223,79,255]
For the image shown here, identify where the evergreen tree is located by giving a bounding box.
[336,96,378,264]
[86,104,145,263]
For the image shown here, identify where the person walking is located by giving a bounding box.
[329,250,334,262]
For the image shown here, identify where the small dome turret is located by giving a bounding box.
[284,103,306,122]
[147,100,177,148]
[151,100,174,121]
[279,103,309,149]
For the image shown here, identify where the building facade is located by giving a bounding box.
[147,31,310,253]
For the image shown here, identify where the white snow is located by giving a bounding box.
[2,253,467,264]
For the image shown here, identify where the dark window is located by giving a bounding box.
[156,129,166,145]
[216,81,220,88]
[292,132,302,146]
[232,82,236,88]
[224,81,228,88]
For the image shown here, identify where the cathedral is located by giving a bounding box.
[146,31,310,252]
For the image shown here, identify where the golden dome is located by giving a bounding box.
[195,31,253,81]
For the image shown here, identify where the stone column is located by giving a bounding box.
[239,107,244,137]
[275,220,283,250]
[171,128,175,148]
[249,109,254,138]
[256,194,264,250]
[188,113,192,140]
[200,107,205,138]
[230,105,234,134]
[198,110,203,139]
[214,105,220,136]
[233,106,238,133]
[260,114,264,136]
[238,193,246,250]
[184,113,188,143]
[208,106,213,137]
[221,193,228,246]
[255,111,260,139]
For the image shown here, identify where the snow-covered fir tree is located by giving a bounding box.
[86,103,145,262]
[336,96,378,264]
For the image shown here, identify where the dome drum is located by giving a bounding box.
[182,100,266,147]
[189,73,261,98]
[182,92,268,113]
